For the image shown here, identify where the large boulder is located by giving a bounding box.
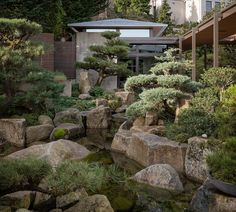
[56,189,88,209]
[115,91,135,105]
[0,119,26,147]
[185,137,213,183]
[64,195,114,212]
[38,115,54,126]
[131,164,184,193]
[50,123,84,140]
[111,131,132,154]
[5,139,90,167]
[53,108,83,127]
[26,124,54,144]
[0,191,35,210]
[87,106,111,129]
[126,133,187,173]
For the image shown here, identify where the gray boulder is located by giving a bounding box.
[0,119,26,147]
[115,91,135,105]
[38,115,54,126]
[64,194,114,212]
[56,189,88,209]
[79,94,92,100]
[26,124,54,144]
[87,106,111,129]
[126,133,187,173]
[131,164,184,193]
[5,139,90,167]
[185,137,213,183]
[53,108,83,127]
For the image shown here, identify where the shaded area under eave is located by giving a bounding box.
[182,3,236,51]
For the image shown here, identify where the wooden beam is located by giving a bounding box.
[213,12,220,67]
[179,35,183,59]
[192,28,197,81]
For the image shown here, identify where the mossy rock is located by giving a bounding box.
[112,196,134,211]
[53,128,68,140]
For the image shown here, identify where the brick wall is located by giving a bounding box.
[32,33,76,79]
[54,41,76,79]
[32,33,55,71]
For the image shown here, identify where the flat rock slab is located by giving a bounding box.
[0,119,26,147]
[5,139,90,167]
[131,164,184,193]
[126,133,187,173]
[26,124,54,144]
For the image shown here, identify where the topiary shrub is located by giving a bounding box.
[166,108,218,142]
[124,74,158,93]
[0,158,51,194]
[126,101,150,118]
[178,108,218,137]
[191,88,219,113]
[207,137,236,184]
[201,67,236,100]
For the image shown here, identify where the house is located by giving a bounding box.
[150,0,221,24]
[68,18,178,92]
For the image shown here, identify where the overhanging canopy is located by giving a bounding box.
[182,3,236,51]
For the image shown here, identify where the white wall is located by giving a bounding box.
[150,0,223,24]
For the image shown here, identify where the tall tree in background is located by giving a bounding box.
[158,0,173,34]
[114,0,150,17]
[0,0,109,38]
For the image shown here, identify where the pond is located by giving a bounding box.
[74,126,199,212]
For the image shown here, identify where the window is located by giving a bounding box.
[119,29,150,38]
[206,1,213,12]
[86,29,116,32]
[215,1,221,9]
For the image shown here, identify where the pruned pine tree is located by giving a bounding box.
[77,31,130,86]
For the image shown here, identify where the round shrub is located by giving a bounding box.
[177,108,218,137]
[89,86,105,97]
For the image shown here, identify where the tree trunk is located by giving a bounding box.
[95,75,104,86]
[4,79,14,101]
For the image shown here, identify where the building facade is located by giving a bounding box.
[150,0,221,24]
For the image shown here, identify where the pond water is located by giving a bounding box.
[75,127,199,212]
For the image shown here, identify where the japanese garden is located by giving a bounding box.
[0,0,236,212]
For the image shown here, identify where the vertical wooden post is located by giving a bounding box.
[213,12,220,67]
[135,45,139,74]
[192,28,197,81]
[179,35,183,59]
